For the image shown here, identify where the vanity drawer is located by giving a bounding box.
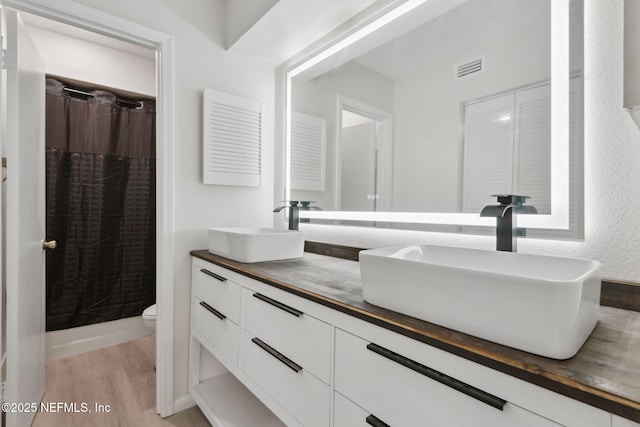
[238,329,330,427]
[193,263,241,324]
[334,329,561,427]
[334,392,390,427]
[240,287,331,383]
[193,297,239,365]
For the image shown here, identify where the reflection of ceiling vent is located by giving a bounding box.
[456,58,483,79]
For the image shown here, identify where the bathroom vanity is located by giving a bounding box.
[188,249,640,427]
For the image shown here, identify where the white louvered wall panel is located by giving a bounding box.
[203,88,262,187]
[290,111,326,191]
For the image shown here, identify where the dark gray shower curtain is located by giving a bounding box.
[45,77,156,331]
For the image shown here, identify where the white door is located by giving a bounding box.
[1,8,47,427]
[340,122,377,212]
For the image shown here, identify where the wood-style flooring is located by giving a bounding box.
[32,335,210,427]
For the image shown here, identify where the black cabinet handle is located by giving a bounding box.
[253,293,303,317]
[366,414,390,427]
[199,301,226,320]
[251,337,302,373]
[200,268,227,282]
[367,343,506,411]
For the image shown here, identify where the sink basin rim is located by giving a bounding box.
[207,227,304,263]
[360,245,601,285]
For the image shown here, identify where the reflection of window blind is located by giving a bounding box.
[290,111,326,191]
[462,84,552,215]
[203,88,262,187]
[515,85,552,214]
[462,94,515,213]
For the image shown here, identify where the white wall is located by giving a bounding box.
[302,0,640,282]
[67,0,276,404]
[26,25,156,96]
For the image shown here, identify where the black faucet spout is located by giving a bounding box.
[273,201,300,231]
[480,195,537,252]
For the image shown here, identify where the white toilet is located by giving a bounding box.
[142,304,156,332]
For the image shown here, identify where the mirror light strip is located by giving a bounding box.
[299,210,566,229]
[549,0,571,229]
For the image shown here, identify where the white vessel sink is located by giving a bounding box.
[359,245,602,359]
[208,227,304,263]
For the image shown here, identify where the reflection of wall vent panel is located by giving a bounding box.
[203,88,262,187]
[290,111,326,191]
[456,58,483,79]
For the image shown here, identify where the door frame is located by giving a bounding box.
[2,0,175,417]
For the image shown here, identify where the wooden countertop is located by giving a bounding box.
[191,249,640,422]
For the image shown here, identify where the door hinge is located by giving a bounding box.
[1,380,15,402]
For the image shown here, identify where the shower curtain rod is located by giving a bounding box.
[62,87,94,97]
[62,86,144,109]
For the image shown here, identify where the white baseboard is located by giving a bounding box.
[46,316,152,360]
[173,394,196,414]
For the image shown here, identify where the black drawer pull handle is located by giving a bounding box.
[251,337,302,373]
[367,343,506,411]
[200,268,227,282]
[366,414,390,427]
[199,301,226,320]
[253,293,303,317]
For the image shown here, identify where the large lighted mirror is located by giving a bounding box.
[285,0,583,234]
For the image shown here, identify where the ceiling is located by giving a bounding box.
[226,0,378,64]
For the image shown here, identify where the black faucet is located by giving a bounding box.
[273,201,300,231]
[480,195,537,252]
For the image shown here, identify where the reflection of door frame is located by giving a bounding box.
[5,0,175,417]
[337,96,393,212]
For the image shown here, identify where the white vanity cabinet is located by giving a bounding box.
[239,286,332,427]
[334,329,561,427]
[333,392,380,427]
[189,256,636,427]
[191,264,242,365]
[189,258,331,427]
[189,259,287,427]
[240,287,332,383]
[613,415,640,427]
